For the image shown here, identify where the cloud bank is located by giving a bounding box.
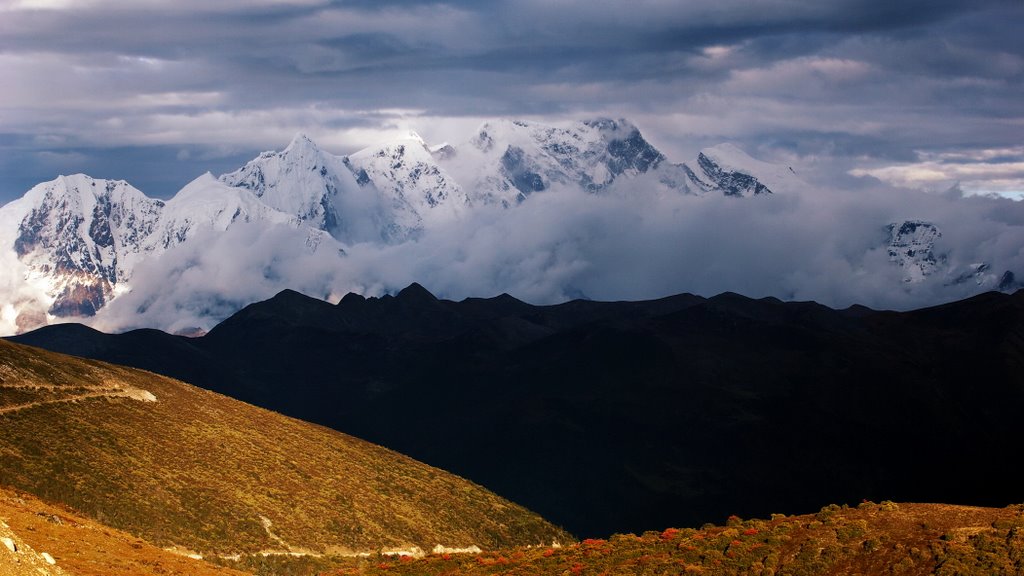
[91,179,1024,334]
[0,0,1021,200]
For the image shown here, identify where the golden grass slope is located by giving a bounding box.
[1,508,65,576]
[0,339,570,557]
[0,485,248,576]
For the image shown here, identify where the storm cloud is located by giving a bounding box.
[0,0,1021,200]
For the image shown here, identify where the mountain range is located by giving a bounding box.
[5,117,1013,336]
[0,119,780,334]
[13,284,1024,540]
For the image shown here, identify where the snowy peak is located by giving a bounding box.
[440,117,788,204]
[218,132,356,232]
[346,133,468,234]
[882,219,1003,288]
[582,118,666,176]
[679,144,787,197]
[0,168,332,329]
[156,173,297,249]
[0,174,164,319]
[11,175,157,282]
[219,134,405,244]
[693,152,771,196]
[284,132,318,154]
[887,220,943,283]
[401,130,427,146]
[443,118,676,206]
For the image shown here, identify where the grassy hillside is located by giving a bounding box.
[0,339,570,557]
[0,485,248,576]
[317,501,1024,576]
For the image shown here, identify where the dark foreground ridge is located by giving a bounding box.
[12,286,1024,538]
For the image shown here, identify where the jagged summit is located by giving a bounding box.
[0,174,163,321]
[346,131,468,231]
[436,117,785,204]
[441,118,674,205]
[887,220,943,283]
[401,130,427,146]
[695,143,801,195]
[218,132,353,231]
[284,131,318,152]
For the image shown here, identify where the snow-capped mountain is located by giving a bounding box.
[886,220,943,283]
[0,175,162,323]
[883,219,1012,288]
[434,119,778,206]
[219,133,349,228]
[345,131,469,239]
[690,143,795,196]
[6,116,1006,336]
[155,173,304,247]
[218,133,397,244]
[0,172,332,333]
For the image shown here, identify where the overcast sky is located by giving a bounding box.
[0,0,1022,203]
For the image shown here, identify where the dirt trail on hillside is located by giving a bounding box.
[0,386,156,415]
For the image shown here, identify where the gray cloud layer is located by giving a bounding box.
[1,0,1022,200]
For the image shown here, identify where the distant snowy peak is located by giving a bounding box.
[346,132,469,234]
[0,169,337,328]
[434,118,782,204]
[218,133,359,234]
[883,219,1013,289]
[887,220,943,283]
[437,118,674,206]
[158,173,298,247]
[686,144,781,197]
[220,133,425,244]
[11,175,159,279]
[582,118,666,176]
[0,175,164,318]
